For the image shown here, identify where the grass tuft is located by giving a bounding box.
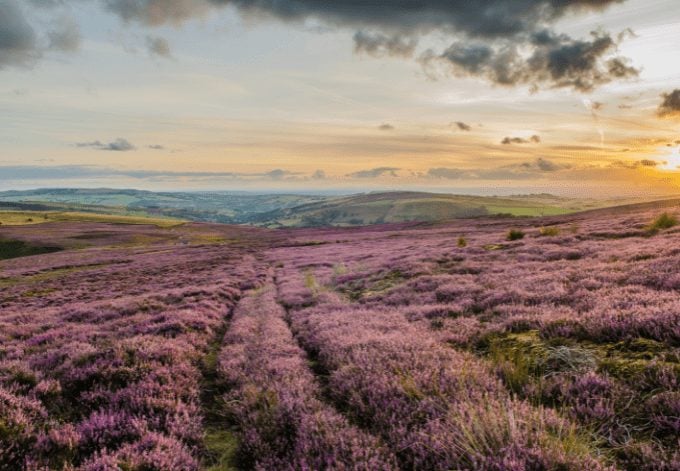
[646,212,678,234]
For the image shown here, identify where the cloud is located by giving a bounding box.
[210,1,625,38]
[76,138,136,151]
[48,17,81,52]
[658,90,680,118]
[96,0,636,91]
[424,29,637,92]
[353,31,417,58]
[378,123,395,131]
[28,0,68,7]
[428,157,569,180]
[501,135,541,145]
[264,168,299,179]
[0,165,302,181]
[146,35,171,58]
[521,157,567,172]
[609,159,666,169]
[103,0,212,26]
[347,166,400,178]
[454,121,471,131]
[148,144,165,149]
[0,1,39,69]
[311,169,327,179]
[427,167,466,179]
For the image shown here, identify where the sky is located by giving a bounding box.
[1,0,680,196]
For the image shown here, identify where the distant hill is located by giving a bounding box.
[0,188,327,224]
[249,191,583,227]
[0,188,632,227]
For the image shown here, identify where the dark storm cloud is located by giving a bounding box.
[76,138,136,151]
[658,90,680,118]
[98,0,636,91]
[501,135,541,145]
[426,29,637,92]
[454,121,472,131]
[210,1,625,38]
[353,31,417,58]
[348,167,400,178]
[0,1,40,68]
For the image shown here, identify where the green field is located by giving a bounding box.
[0,211,184,227]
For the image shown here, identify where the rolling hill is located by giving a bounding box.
[0,188,614,227]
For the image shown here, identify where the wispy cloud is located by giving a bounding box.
[501,135,541,145]
[76,138,136,151]
[347,167,400,178]
[0,165,305,181]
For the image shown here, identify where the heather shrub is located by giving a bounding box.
[507,229,525,241]
[644,391,680,436]
[0,388,46,468]
[457,236,467,247]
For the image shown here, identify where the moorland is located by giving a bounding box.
[0,197,679,470]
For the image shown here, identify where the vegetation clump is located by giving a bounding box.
[647,212,678,234]
[507,229,525,241]
[457,236,467,248]
[539,226,560,236]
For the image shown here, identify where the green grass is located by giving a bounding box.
[203,428,240,471]
[0,210,184,227]
[646,212,678,234]
[485,205,572,217]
